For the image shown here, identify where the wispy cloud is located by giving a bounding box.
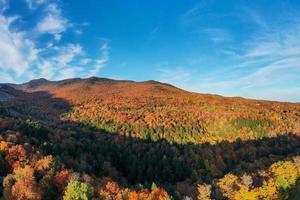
[37,40,110,80]
[241,7,268,29]
[56,66,83,80]
[201,28,232,44]
[26,0,46,10]
[54,44,83,66]
[180,2,234,45]
[86,41,110,77]
[197,57,300,90]
[36,3,69,40]
[145,25,161,44]
[0,0,9,12]
[0,0,110,83]
[245,30,300,58]
[0,15,39,80]
[79,58,92,65]
[181,2,211,26]
[37,43,83,79]
[169,4,300,101]
[157,64,191,88]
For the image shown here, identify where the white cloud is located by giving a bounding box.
[79,58,92,65]
[56,67,82,80]
[36,3,68,37]
[35,41,111,80]
[38,60,54,79]
[37,14,66,34]
[0,1,110,83]
[54,33,62,41]
[54,44,82,66]
[36,43,83,79]
[0,15,39,77]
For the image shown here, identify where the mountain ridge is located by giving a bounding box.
[2,77,180,92]
[0,77,297,104]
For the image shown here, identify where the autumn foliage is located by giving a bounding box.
[0,78,299,199]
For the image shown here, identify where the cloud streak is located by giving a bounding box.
[26,0,46,10]
[86,41,110,77]
[168,4,300,102]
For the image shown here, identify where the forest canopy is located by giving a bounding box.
[0,79,299,199]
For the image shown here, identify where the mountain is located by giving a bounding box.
[0,77,300,199]
[11,77,300,143]
[19,77,183,92]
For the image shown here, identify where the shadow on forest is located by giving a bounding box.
[1,86,300,193]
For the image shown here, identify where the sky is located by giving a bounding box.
[0,0,300,102]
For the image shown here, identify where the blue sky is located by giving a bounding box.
[0,0,300,102]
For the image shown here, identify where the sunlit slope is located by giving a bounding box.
[19,77,300,144]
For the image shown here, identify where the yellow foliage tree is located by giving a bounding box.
[217,173,239,199]
[234,185,258,200]
[197,184,211,200]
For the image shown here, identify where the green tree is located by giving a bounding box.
[63,180,93,200]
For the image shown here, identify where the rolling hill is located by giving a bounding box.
[14,77,300,144]
[0,77,300,199]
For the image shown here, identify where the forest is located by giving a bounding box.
[0,77,300,199]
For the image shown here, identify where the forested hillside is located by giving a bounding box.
[0,77,299,199]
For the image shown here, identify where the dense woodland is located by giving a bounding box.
[0,77,300,199]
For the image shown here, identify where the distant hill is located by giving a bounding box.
[19,77,133,88]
